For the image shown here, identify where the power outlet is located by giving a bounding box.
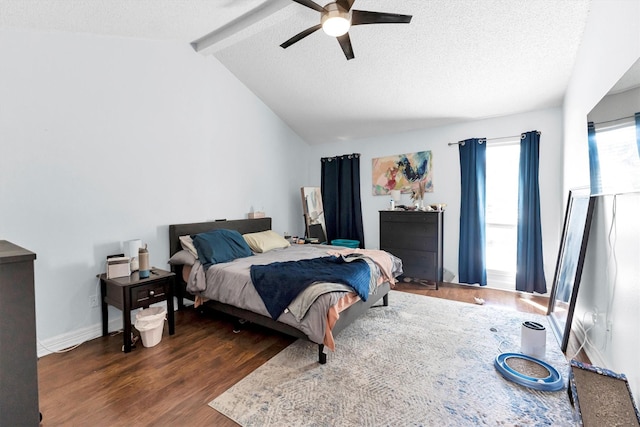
[89,295,99,308]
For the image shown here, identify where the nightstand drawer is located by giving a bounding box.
[131,283,168,309]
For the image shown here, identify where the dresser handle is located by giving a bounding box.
[149,290,155,297]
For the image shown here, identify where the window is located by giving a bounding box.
[591,121,639,195]
[485,139,520,289]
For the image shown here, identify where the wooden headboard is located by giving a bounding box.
[168,218,272,257]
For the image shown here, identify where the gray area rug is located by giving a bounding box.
[209,290,574,426]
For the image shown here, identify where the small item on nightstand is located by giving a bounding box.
[124,239,142,271]
[138,244,150,279]
[107,256,130,279]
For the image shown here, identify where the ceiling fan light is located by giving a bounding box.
[321,4,351,37]
[322,16,350,36]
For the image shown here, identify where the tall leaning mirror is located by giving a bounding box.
[547,188,596,352]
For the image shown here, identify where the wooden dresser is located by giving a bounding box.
[379,210,444,283]
[0,240,40,426]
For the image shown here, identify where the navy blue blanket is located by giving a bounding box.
[250,256,371,319]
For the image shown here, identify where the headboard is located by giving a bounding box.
[168,218,272,257]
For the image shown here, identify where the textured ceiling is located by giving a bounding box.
[0,0,592,145]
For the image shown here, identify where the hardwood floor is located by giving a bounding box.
[37,283,585,426]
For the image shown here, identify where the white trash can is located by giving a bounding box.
[134,306,166,347]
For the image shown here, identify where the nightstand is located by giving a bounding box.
[99,268,175,353]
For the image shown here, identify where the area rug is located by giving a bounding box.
[209,290,574,426]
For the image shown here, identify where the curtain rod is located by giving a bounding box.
[591,114,635,126]
[321,153,360,161]
[447,131,541,146]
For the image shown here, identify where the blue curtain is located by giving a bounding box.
[321,154,365,248]
[587,121,601,195]
[458,138,487,286]
[516,131,546,293]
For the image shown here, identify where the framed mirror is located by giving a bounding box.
[547,187,596,352]
[300,187,327,242]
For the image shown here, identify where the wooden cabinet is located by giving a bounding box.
[0,240,40,426]
[379,210,444,283]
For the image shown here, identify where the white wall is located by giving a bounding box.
[305,108,564,291]
[0,28,308,351]
[562,0,640,406]
[589,86,640,123]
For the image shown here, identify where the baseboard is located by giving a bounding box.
[37,318,122,358]
[37,299,185,358]
[486,269,516,291]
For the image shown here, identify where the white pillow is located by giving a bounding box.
[243,230,290,253]
[179,235,198,258]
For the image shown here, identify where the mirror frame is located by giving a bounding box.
[300,187,327,241]
[547,187,596,352]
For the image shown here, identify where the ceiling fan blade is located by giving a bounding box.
[335,0,356,11]
[291,0,325,13]
[351,10,413,26]
[281,24,322,49]
[337,33,355,60]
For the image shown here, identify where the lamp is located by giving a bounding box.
[124,239,142,272]
[321,3,351,37]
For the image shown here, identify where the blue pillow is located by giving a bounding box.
[192,229,253,269]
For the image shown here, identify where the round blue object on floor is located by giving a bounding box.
[494,352,564,392]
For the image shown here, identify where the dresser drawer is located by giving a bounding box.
[380,210,439,224]
[130,282,168,309]
[380,222,438,251]
[387,248,438,280]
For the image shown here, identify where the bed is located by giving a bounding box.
[168,218,402,364]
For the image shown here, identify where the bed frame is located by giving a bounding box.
[168,218,390,364]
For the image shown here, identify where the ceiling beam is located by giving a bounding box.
[192,0,290,55]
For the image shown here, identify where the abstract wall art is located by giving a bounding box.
[372,150,433,196]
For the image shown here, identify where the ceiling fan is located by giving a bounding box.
[280,0,412,60]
